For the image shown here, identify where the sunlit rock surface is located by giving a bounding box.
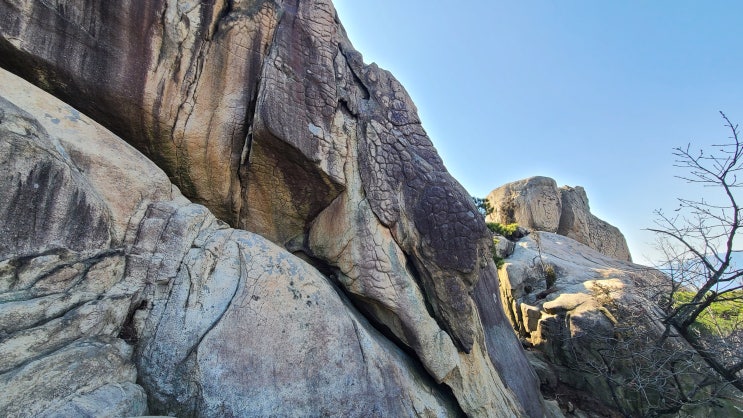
[0,0,555,414]
[486,176,631,261]
[498,230,741,416]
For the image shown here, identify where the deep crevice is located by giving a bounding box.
[235,4,283,228]
[407,254,460,351]
[205,0,233,41]
[180,237,244,364]
[297,250,418,358]
[403,252,438,323]
[1,248,123,298]
[295,250,465,416]
[118,298,147,345]
[0,298,90,343]
[337,41,370,100]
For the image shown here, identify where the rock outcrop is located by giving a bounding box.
[0,1,553,416]
[557,185,631,262]
[487,177,563,233]
[0,67,462,417]
[133,202,464,417]
[497,231,743,417]
[486,177,632,261]
[0,69,176,418]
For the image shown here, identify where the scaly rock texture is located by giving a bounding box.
[1,1,549,417]
[0,67,463,417]
[486,176,632,261]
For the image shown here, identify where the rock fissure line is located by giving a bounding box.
[0,2,555,415]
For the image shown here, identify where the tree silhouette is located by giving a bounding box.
[648,111,743,392]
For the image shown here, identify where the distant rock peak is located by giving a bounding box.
[486,176,632,261]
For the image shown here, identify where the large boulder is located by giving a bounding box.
[486,177,562,233]
[487,177,631,261]
[1,2,549,416]
[0,68,178,418]
[132,201,462,417]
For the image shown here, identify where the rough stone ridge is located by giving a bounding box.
[557,185,632,262]
[0,70,174,418]
[250,0,491,359]
[487,177,562,233]
[131,202,463,417]
[486,176,631,261]
[0,0,280,224]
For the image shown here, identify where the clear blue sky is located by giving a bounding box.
[334,1,743,264]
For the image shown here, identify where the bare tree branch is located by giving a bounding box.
[645,112,743,393]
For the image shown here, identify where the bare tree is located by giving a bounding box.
[570,283,729,417]
[648,111,743,392]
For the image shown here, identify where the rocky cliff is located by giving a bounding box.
[486,179,743,417]
[495,230,743,417]
[486,176,632,262]
[0,1,556,417]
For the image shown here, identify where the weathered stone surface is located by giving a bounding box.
[493,234,516,259]
[557,185,632,262]
[473,264,552,418]
[497,231,741,416]
[1,2,551,416]
[486,177,562,233]
[0,337,148,418]
[0,66,460,418]
[247,0,347,245]
[250,12,528,416]
[0,69,179,417]
[0,0,495,356]
[496,232,645,414]
[306,110,528,417]
[133,201,461,417]
[487,177,631,261]
[249,1,493,380]
[0,68,538,418]
[497,231,644,350]
[0,0,280,224]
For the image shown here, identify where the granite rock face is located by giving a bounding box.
[133,201,462,418]
[497,231,741,417]
[557,185,631,262]
[0,68,464,418]
[0,0,552,415]
[487,177,563,233]
[0,0,280,225]
[0,69,177,418]
[486,177,631,261]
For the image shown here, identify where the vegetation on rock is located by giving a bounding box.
[486,222,521,240]
[675,289,743,337]
[473,196,494,218]
[563,113,743,416]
